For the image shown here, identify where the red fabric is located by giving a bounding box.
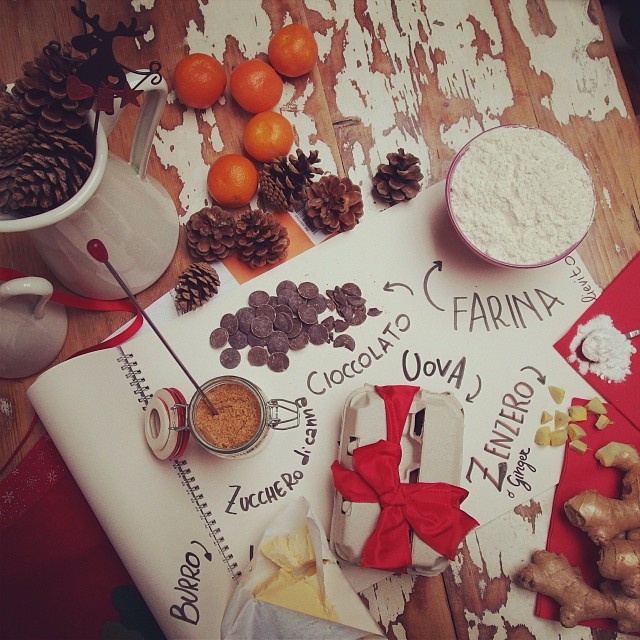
[536,398,640,632]
[331,384,478,572]
[0,268,158,638]
[0,435,148,639]
[554,252,640,429]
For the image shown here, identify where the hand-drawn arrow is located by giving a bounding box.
[520,365,546,384]
[423,261,444,311]
[383,281,414,295]
[465,374,482,402]
[191,540,213,561]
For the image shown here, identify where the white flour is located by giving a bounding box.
[448,126,595,265]
[568,314,636,382]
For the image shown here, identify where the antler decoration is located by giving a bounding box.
[64,1,162,133]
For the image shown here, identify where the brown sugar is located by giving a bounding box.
[193,382,262,449]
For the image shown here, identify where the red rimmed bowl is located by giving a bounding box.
[445,125,596,268]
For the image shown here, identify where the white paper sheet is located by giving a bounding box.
[28,182,598,639]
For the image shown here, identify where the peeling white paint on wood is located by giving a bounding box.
[420,2,513,129]
[0,398,13,419]
[130,0,155,11]
[154,107,216,216]
[360,573,417,632]
[450,487,612,639]
[509,0,627,124]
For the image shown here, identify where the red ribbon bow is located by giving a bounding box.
[331,385,478,572]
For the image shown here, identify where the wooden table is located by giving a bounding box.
[1,1,639,638]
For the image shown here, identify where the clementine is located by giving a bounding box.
[207,154,258,208]
[268,24,318,78]
[243,112,294,162]
[173,52,226,109]
[229,59,283,113]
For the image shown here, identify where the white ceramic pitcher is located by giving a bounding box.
[0,72,179,300]
[0,277,68,379]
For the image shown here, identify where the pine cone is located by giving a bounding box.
[1,130,94,216]
[0,86,36,162]
[185,206,236,261]
[372,148,423,203]
[11,41,93,135]
[235,209,290,268]
[304,174,364,233]
[259,148,322,211]
[174,262,221,314]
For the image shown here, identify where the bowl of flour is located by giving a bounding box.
[445,126,595,268]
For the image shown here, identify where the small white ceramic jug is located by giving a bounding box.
[0,72,179,300]
[0,277,68,379]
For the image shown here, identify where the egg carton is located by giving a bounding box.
[329,384,466,576]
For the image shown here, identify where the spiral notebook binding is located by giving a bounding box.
[115,348,240,582]
[173,458,241,582]
[116,347,152,405]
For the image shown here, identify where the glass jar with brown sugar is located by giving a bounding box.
[189,376,267,457]
[144,376,304,460]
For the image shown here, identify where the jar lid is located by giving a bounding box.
[145,387,189,460]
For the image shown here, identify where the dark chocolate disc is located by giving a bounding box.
[297,303,318,325]
[247,346,268,366]
[209,327,229,349]
[308,294,327,314]
[228,330,249,350]
[220,312,239,334]
[274,311,294,333]
[286,318,303,338]
[342,282,361,296]
[220,347,241,369]
[276,280,297,294]
[267,351,289,372]
[255,304,276,322]
[308,323,329,345]
[267,331,289,354]
[289,332,309,350]
[298,281,319,299]
[251,315,274,338]
[236,307,255,332]
[248,290,270,307]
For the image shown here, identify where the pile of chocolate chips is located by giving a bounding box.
[209,280,381,373]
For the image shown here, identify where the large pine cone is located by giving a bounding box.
[174,262,221,314]
[11,41,93,135]
[259,148,322,211]
[304,174,364,233]
[235,209,290,268]
[372,148,423,203]
[186,206,236,261]
[1,130,94,216]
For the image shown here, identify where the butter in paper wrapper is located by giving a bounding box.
[220,496,384,639]
[329,385,466,575]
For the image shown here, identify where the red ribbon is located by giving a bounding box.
[1,267,146,473]
[0,267,143,357]
[331,385,478,572]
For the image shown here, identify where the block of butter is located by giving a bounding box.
[254,525,337,621]
[329,385,466,576]
[220,497,384,639]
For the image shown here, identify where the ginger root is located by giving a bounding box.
[517,442,640,633]
[598,537,640,598]
[564,442,640,546]
[516,550,640,633]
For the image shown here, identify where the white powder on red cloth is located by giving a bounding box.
[568,314,636,382]
[448,126,595,265]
